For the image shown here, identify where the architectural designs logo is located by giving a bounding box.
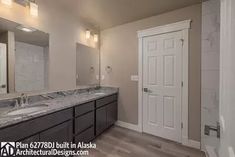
[0,142,15,156]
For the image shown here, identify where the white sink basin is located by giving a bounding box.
[94,92,106,96]
[6,104,49,116]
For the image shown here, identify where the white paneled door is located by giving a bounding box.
[0,43,7,94]
[143,31,183,143]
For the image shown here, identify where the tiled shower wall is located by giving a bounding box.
[15,42,48,92]
[201,0,220,150]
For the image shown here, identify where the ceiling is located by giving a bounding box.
[55,0,202,30]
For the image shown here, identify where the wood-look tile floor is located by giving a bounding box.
[82,126,205,157]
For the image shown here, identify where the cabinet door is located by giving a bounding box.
[75,111,94,135]
[40,120,72,142]
[96,106,107,136]
[107,102,117,127]
[75,126,94,144]
[21,134,40,143]
[20,134,40,157]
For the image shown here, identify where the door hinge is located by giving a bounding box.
[181,81,183,87]
[181,123,183,129]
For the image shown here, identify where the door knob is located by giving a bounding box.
[0,84,6,88]
[143,88,152,93]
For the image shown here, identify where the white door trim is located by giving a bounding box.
[0,43,7,94]
[219,0,235,156]
[137,20,191,146]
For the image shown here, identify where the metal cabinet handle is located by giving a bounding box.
[204,122,220,138]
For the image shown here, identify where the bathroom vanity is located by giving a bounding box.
[0,16,116,145]
[0,87,118,144]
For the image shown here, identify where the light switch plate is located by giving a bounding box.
[131,75,139,81]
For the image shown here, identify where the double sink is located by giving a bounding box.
[1,91,106,117]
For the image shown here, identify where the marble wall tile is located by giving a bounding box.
[201,0,220,151]
[15,42,48,92]
[201,70,219,90]
[202,0,220,16]
[201,53,220,70]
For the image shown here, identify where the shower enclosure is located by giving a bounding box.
[201,0,220,156]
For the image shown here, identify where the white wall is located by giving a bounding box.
[0,0,99,93]
[201,0,220,151]
[15,42,47,92]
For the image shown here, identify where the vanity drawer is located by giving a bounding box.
[40,120,73,142]
[96,94,117,108]
[0,108,73,141]
[21,134,40,143]
[75,111,94,134]
[75,126,94,143]
[75,101,95,117]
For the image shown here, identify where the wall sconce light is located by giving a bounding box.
[94,34,98,42]
[86,30,91,39]
[1,0,12,6]
[29,1,38,17]
[1,0,39,17]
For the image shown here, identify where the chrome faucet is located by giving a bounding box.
[16,93,29,107]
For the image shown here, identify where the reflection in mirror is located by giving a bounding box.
[76,43,99,86]
[0,17,49,95]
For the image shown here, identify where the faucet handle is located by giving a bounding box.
[25,95,29,105]
[19,94,24,105]
[19,93,28,106]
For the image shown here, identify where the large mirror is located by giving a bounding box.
[0,17,49,95]
[76,43,100,86]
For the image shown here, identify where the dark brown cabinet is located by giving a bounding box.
[96,106,107,135]
[74,101,95,143]
[21,134,40,143]
[0,94,118,144]
[40,120,73,142]
[95,94,118,136]
[0,108,73,142]
[75,126,94,143]
[107,102,117,127]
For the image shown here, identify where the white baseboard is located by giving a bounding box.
[182,137,200,149]
[115,121,142,132]
[187,139,201,149]
[116,121,200,150]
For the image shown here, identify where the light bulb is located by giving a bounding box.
[94,34,98,42]
[86,30,91,39]
[1,0,12,6]
[30,2,38,17]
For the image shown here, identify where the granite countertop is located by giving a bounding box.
[0,87,118,129]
